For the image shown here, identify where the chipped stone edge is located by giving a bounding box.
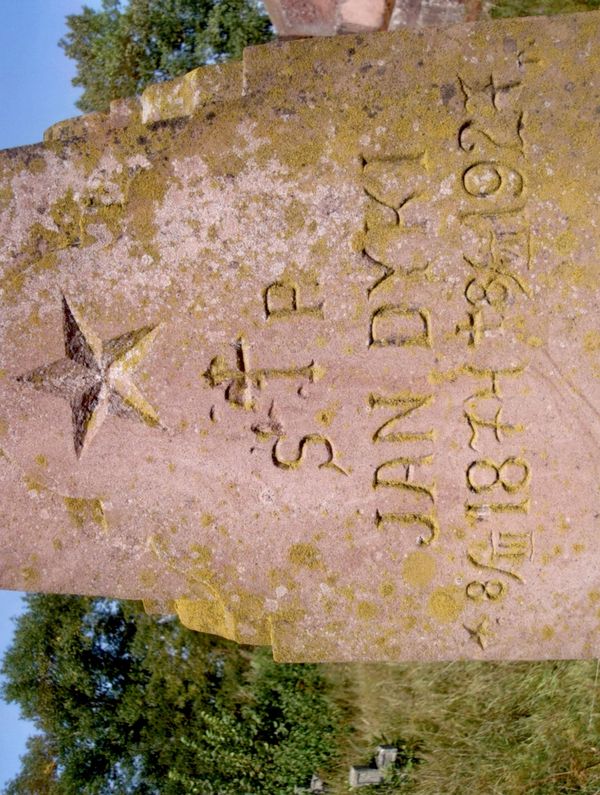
[43,58,246,143]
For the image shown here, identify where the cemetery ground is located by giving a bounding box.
[4,597,600,793]
[324,660,600,793]
[491,0,599,17]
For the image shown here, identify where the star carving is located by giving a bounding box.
[464,616,494,650]
[17,295,162,458]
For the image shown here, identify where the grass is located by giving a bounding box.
[491,0,599,17]
[320,661,600,794]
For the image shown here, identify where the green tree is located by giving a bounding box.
[1,595,341,794]
[59,0,273,113]
[3,735,61,795]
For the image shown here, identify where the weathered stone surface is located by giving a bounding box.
[1,12,600,662]
[375,745,398,769]
[349,766,383,787]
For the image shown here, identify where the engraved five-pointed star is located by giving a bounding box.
[464,616,493,650]
[17,295,162,458]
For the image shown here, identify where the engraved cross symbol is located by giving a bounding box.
[204,335,324,411]
[17,295,162,458]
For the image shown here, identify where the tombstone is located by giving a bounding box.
[1,12,600,662]
[309,774,327,792]
[264,0,394,37]
[349,766,383,787]
[294,774,328,793]
[375,745,398,769]
[264,0,483,37]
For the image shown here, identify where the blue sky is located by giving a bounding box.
[0,0,101,786]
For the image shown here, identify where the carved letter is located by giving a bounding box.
[375,510,439,545]
[370,392,434,444]
[273,434,347,476]
[370,305,432,348]
[373,456,436,502]
[264,281,324,321]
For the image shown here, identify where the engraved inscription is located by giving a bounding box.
[370,392,435,444]
[452,55,537,646]
[375,511,440,546]
[204,335,324,411]
[361,153,434,344]
[263,281,324,321]
[467,530,534,582]
[462,162,524,199]
[374,457,436,501]
[16,294,161,458]
[273,434,348,476]
[465,580,505,601]
[370,390,439,545]
[464,615,493,649]
[370,306,432,348]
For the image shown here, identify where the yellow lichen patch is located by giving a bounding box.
[589,590,600,604]
[526,335,543,348]
[125,167,168,262]
[555,230,577,257]
[143,598,176,615]
[584,330,600,353]
[0,183,13,212]
[49,189,94,248]
[139,569,157,588]
[175,595,237,640]
[0,418,7,438]
[34,454,48,468]
[28,156,47,175]
[336,584,355,602]
[200,512,215,527]
[402,550,436,589]
[189,544,212,565]
[268,566,298,593]
[379,581,395,598]
[357,600,377,620]
[230,590,271,645]
[64,497,108,532]
[283,198,307,237]
[541,625,555,641]
[315,404,337,427]
[558,515,571,534]
[555,260,600,291]
[21,565,40,588]
[2,185,125,300]
[24,475,44,494]
[288,542,321,569]
[427,586,465,624]
[272,602,305,626]
[402,613,417,631]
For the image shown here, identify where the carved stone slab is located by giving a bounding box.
[1,12,600,661]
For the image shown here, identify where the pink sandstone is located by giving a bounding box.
[263,0,482,37]
[1,12,600,661]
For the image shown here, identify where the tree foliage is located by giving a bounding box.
[1,595,340,794]
[59,0,273,112]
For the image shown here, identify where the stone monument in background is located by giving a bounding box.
[1,10,599,661]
